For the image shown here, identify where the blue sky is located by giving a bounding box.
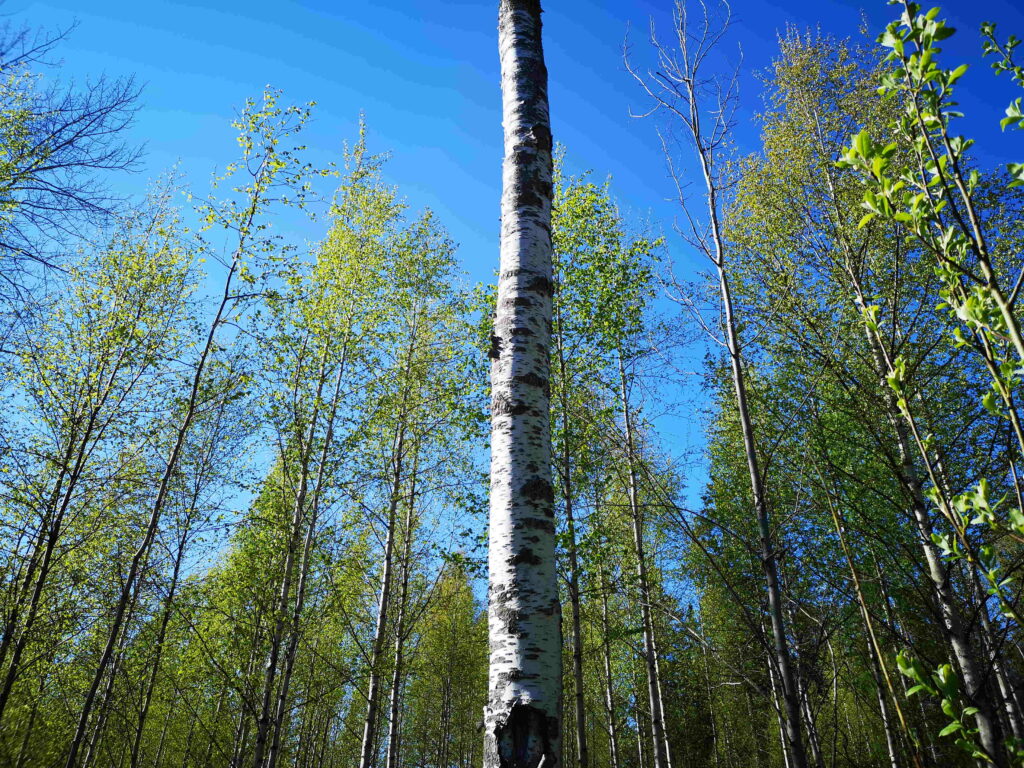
[12,0,1024,510]
[16,0,1024,287]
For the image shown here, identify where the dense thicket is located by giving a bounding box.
[2,2,1024,768]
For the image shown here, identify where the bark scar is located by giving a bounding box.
[495,701,557,768]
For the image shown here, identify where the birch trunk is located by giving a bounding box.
[129,532,188,768]
[618,358,672,768]
[384,455,417,768]
[65,246,247,768]
[714,256,808,768]
[252,350,332,768]
[598,567,619,768]
[812,121,1006,764]
[767,654,792,768]
[861,326,1005,765]
[266,348,350,768]
[486,2,560,767]
[554,303,587,768]
[357,423,406,768]
[820,489,915,768]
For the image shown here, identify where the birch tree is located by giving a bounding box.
[487,1,560,767]
[627,4,810,766]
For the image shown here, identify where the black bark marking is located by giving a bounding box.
[524,275,552,295]
[492,393,530,417]
[520,478,553,504]
[510,548,541,566]
[495,702,558,768]
[512,372,548,390]
[530,123,552,153]
[494,604,524,636]
[517,518,555,534]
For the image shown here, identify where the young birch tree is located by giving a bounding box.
[627,3,810,767]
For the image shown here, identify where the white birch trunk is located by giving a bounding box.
[486,2,560,767]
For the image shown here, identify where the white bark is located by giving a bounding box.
[486,2,560,768]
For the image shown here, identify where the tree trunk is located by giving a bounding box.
[713,256,808,768]
[82,588,143,768]
[486,3,560,768]
[969,569,1023,743]
[14,671,45,768]
[385,454,417,768]
[767,653,792,768]
[554,303,588,768]
[618,357,673,768]
[598,567,620,768]
[0,407,102,724]
[266,349,350,768]
[697,613,721,768]
[357,425,406,768]
[231,610,267,768]
[65,251,246,768]
[129,534,188,768]
[864,328,1006,766]
[815,130,1007,765]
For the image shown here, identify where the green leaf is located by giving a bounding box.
[939,722,962,737]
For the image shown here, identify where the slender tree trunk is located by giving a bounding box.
[598,568,620,768]
[866,625,902,768]
[486,2,560,768]
[83,589,143,768]
[266,348,350,768]
[869,331,1005,765]
[200,686,228,768]
[874,559,939,768]
[697,613,721,768]
[969,569,1023,743]
[385,455,417,768]
[784,604,822,768]
[130,535,188,768]
[632,665,648,768]
[231,612,267,768]
[745,687,767,768]
[251,344,339,768]
[766,640,792,768]
[555,309,588,768]
[357,426,406,768]
[65,248,247,768]
[618,358,673,768]
[713,259,808,768]
[0,409,101,723]
[815,130,1007,765]
[14,671,45,768]
[152,687,176,768]
[815,461,924,768]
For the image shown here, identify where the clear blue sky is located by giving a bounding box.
[15,0,1024,286]
[13,0,1024,508]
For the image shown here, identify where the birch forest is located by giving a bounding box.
[4,0,1024,766]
